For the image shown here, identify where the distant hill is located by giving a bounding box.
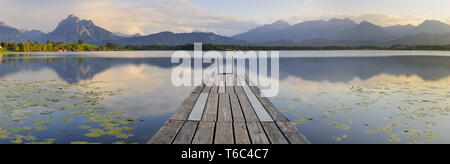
[2,16,450,47]
[21,29,46,41]
[44,15,123,44]
[112,31,247,46]
[233,20,290,43]
[234,19,450,46]
[0,21,27,42]
[391,33,450,45]
[335,21,396,42]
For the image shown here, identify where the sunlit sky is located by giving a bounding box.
[1,0,450,36]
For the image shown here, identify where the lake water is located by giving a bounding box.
[0,51,449,144]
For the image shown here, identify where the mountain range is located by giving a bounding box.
[1,15,450,46]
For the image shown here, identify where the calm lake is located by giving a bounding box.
[0,51,449,144]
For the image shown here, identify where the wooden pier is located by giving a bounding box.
[148,74,310,144]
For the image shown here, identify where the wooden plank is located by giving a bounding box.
[192,85,205,94]
[261,122,289,144]
[215,122,234,144]
[218,75,226,94]
[202,94,219,122]
[187,93,209,121]
[226,74,235,94]
[234,122,251,144]
[249,86,289,122]
[148,120,184,144]
[235,86,260,123]
[170,88,203,120]
[218,94,233,122]
[210,86,218,94]
[238,77,273,122]
[246,123,270,144]
[202,86,212,93]
[276,122,310,144]
[230,94,245,122]
[173,121,200,144]
[192,122,216,144]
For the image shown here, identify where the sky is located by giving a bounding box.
[1,0,450,36]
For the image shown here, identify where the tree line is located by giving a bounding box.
[0,40,122,52]
[2,41,450,53]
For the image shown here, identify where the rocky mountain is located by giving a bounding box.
[335,21,396,42]
[391,33,450,45]
[21,29,46,41]
[233,20,290,43]
[0,21,27,42]
[44,15,122,44]
[234,19,359,43]
[113,31,247,46]
[417,20,450,35]
[234,19,450,45]
[385,24,419,37]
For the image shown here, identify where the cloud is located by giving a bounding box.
[284,11,435,27]
[322,14,426,26]
[302,0,313,6]
[0,0,258,36]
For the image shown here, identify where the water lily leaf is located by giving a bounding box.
[78,126,91,130]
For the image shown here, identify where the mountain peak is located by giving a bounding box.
[360,21,375,26]
[329,18,355,24]
[45,14,121,44]
[417,20,450,34]
[272,20,290,26]
[65,15,81,22]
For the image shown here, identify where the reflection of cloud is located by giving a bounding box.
[280,74,450,93]
[84,64,194,117]
[1,68,60,81]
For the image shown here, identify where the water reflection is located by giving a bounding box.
[0,52,450,144]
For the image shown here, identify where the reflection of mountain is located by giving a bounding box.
[0,57,177,83]
[1,56,450,83]
[278,56,450,82]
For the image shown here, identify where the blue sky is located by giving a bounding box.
[0,0,449,36]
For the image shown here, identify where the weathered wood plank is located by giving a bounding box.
[173,121,200,144]
[170,86,204,120]
[210,86,218,94]
[148,120,184,144]
[192,122,216,144]
[218,82,225,94]
[192,85,205,94]
[215,122,234,144]
[235,86,260,123]
[250,86,289,122]
[276,122,310,144]
[218,75,226,94]
[261,122,289,144]
[218,94,233,122]
[230,94,246,123]
[226,74,235,94]
[202,94,218,122]
[234,122,251,144]
[238,77,273,122]
[187,93,209,121]
[246,123,270,144]
[202,86,212,93]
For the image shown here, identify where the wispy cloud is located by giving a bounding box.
[0,0,258,36]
